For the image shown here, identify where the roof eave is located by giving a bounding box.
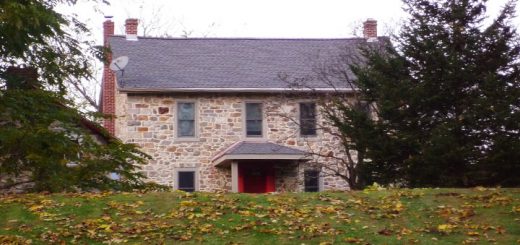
[213,154,309,167]
[118,87,357,93]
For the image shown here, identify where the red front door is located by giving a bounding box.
[238,162,275,193]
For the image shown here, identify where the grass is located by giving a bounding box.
[1,188,519,244]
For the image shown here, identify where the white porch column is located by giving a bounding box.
[231,161,239,192]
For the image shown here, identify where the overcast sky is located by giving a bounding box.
[59,0,519,42]
[55,0,520,109]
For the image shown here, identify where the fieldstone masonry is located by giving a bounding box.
[115,91,351,192]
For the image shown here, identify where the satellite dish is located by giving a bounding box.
[109,56,129,76]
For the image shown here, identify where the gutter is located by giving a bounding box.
[118,87,356,93]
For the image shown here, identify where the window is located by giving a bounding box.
[245,103,263,137]
[357,101,371,116]
[304,170,320,192]
[299,102,317,136]
[177,102,195,137]
[178,171,196,192]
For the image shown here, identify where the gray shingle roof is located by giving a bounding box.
[109,36,386,91]
[211,141,308,166]
[227,142,306,155]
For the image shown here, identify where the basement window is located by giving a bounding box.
[304,170,320,192]
[177,170,196,192]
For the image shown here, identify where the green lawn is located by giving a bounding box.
[1,188,519,244]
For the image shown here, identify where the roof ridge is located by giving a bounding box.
[109,35,372,41]
[211,141,245,162]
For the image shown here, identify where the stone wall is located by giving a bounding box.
[275,162,299,192]
[115,92,351,192]
[0,173,34,194]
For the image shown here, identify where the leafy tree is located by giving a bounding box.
[352,0,520,187]
[0,0,150,192]
[280,44,395,190]
[293,51,408,190]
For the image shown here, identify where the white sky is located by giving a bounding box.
[55,0,519,109]
[60,0,519,42]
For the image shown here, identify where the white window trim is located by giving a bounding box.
[296,100,319,140]
[174,167,199,192]
[174,100,199,142]
[242,101,267,140]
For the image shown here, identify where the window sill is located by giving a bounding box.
[298,135,319,141]
[243,136,266,141]
[174,137,200,142]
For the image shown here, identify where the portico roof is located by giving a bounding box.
[212,141,308,166]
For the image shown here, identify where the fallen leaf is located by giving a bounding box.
[378,228,393,236]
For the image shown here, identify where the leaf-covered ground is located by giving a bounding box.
[1,188,519,244]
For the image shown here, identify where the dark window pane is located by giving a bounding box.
[178,120,195,137]
[246,120,262,136]
[300,103,317,136]
[178,171,195,192]
[301,119,316,136]
[304,170,319,192]
[178,103,194,120]
[246,103,262,136]
[246,103,262,120]
[300,103,316,118]
[177,102,195,137]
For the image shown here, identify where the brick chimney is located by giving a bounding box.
[125,18,138,41]
[363,18,378,41]
[102,16,116,135]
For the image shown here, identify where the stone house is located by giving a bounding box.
[100,18,383,193]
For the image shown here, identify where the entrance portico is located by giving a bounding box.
[213,141,307,193]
